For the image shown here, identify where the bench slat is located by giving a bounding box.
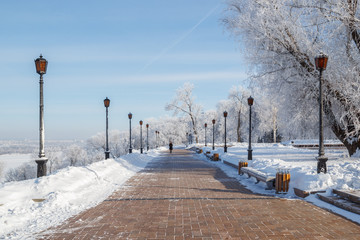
[240,167,275,190]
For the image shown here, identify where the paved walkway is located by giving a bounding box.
[39,149,360,239]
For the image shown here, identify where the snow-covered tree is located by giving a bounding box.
[66,144,88,166]
[165,82,203,143]
[228,86,249,142]
[47,147,64,174]
[86,130,129,157]
[223,0,360,155]
[5,162,36,182]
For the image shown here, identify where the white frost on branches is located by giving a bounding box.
[223,0,360,155]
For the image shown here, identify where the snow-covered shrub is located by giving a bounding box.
[5,162,36,182]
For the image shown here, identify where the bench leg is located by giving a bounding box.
[265,181,274,190]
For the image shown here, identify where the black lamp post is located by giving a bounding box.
[223,111,228,153]
[104,97,110,159]
[146,124,149,151]
[247,96,254,160]
[155,131,158,148]
[34,54,48,178]
[128,113,133,153]
[315,53,329,174]
[140,120,143,154]
[204,123,207,147]
[212,119,216,150]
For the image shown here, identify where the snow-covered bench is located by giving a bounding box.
[240,167,275,190]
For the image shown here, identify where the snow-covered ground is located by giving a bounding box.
[0,149,165,239]
[0,143,359,239]
[197,142,360,224]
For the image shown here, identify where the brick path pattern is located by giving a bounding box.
[39,149,360,239]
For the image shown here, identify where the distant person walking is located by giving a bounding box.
[169,142,173,153]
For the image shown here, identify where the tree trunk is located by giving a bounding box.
[237,110,241,142]
[273,107,278,143]
[324,100,360,156]
[190,114,198,143]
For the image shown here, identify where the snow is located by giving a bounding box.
[281,139,343,145]
[0,151,160,239]
[0,143,359,239]
[197,142,360,224]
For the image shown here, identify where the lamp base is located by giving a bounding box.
[247,149,253,160]
[224,146,227,153]
[35,157,48,178]
[129,148,132,153]
[105,151,110,159]
[316,156,328,173]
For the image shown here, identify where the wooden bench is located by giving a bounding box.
[203,152,220,161]
[204,151,211,159]
[240,167,275,190]
[196,148,203,154]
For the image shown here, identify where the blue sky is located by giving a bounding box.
[0,0,247,140]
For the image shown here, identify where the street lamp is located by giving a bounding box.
[212,119,216,150]
[128,113,133,153]
[315,53,329,174]
[140,120,143,154]
[146,124,149,151]
[104,97,110,159]
[155,131,159,148]
[34,54,48,178]
[247,96,254,160]
[223,111,228,153]
[204,123,207,147]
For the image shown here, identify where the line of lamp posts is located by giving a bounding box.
[104,104,156,157]
[203,54,329,175]
[33,53,328,178]
[204,96,253,161]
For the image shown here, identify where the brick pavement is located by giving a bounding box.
[38,149,360,239]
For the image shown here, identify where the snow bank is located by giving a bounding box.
[198,142,360,223]
[0,151,158,239]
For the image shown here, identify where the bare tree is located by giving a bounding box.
[165,83,203,143]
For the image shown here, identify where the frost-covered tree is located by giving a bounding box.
[165,82,203,143]
[47,147,64,174]
[228,86,249,142]
[149,116,188,146]
[223,0,360,155]
[86,130,128,157]
[66,144,88,166]
[5,162,36,182]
